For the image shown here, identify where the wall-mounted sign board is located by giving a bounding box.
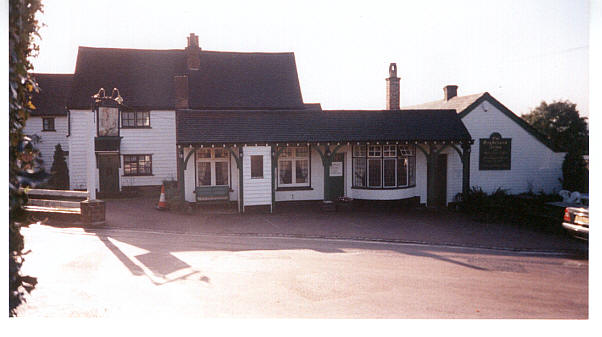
[330,161,343,176]
[479,132,511,170]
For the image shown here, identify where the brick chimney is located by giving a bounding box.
[386,63,400,110]
[186,33,201,71]
[174,75,189,109]
[443,85,458,101]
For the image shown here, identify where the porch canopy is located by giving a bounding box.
[176,109,474,208]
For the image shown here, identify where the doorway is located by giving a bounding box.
[427,154,447,207]
[98,154,120,193]
[328,153,345,201]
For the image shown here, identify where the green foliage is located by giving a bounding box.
[521,100,588,153]
[562,150,588,193]
[455,187,562,229]
[47,144,70,189]
[9,0,44,317]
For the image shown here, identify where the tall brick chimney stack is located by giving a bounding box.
[186,33,201,71]
[443,85,458,101]
[386,63,400,110]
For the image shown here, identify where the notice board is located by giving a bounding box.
[479,132,511,170]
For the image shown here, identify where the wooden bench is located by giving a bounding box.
[22,189,89,214]
[194,186,230,202]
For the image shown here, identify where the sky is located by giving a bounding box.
[31,0,590,116]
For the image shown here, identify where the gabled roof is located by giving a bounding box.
[69,46,305,110]
[405,92,560,152]
[187,51,304,109]
[31,73,72,116]
[176,109,472,144]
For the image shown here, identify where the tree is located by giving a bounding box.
[522,100,589,193]
[48,144,70,189]
[562,150,588,193]
[9,0,44,316]
[521,100,588,154]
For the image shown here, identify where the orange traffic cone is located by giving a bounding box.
[156,184,168,210]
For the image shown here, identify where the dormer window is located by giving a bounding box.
[121,111,150,128]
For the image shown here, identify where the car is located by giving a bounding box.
[562,196,589,241]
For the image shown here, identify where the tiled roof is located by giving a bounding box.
[69,47,305,110]
[404,92,486,113]
[187,51,304,109]
[176,109,472,144]
[31,73,72,116]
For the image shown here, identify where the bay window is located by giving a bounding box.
[352,144,416,188]
[196,148,229,186]
[277,146,310,187]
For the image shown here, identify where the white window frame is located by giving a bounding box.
[277,146,310,188]
[352,144,416,189]
[196,148,230,186]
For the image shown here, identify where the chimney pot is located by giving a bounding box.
[443,85,458,101]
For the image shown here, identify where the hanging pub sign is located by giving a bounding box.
[479,132,511,170]
[93,88,123,137]
[98,106,119,136]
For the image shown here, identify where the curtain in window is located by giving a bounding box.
[279,161,292,184]
[197,162,211,185]
[215,162,228,185]
[296,160,308,183]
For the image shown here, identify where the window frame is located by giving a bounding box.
[123,154,153,176]
[121,111,151,129]
[277,146,311,188]
[352,144,416,189]
[195,148,230,187]
[42,117,55,131]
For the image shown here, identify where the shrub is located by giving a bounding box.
[562,149,588,193]
[47,144,69,189]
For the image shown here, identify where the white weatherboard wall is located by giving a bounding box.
[243,146,272,207]
[119,110,177,188]
[23,116,69,173]
[68,110,95,190]
[463,100,565,194]
[68,110,177,191]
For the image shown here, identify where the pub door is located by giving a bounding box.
[427,154,447,207]
[328,153,345,201]
[98,154,120,193]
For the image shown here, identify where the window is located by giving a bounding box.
[121,111,150,128]
[196,148,229,186]
[251,155,263,179]
[352,144,416,188]
[42,118,55,131]
[123,155,152,176]
[277,146,310,187]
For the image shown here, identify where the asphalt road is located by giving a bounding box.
[16,224,588,318]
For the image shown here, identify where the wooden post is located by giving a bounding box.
[227,147,243,213]
[461,142,471,196]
